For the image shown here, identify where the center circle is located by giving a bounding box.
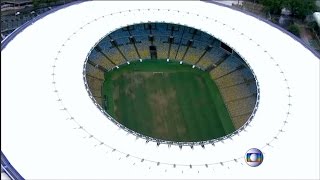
[84,22,258,144]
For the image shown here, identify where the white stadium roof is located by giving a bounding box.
[1,1,319,179]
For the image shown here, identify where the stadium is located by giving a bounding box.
[1,1,319,179]
[86,22,258,144]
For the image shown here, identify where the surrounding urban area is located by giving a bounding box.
[2,0,320,53]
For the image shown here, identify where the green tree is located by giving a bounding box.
[32,0,41,8]
[308,21,320,35]
[287,24,300,37]
[284,0,317,19]
[259,0,317,19]
[260,0,283,15]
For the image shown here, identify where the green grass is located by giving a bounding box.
[102,60,235,142]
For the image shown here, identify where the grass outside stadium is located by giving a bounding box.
[102,60,235,142]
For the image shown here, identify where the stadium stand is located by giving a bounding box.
[85,22,258,129]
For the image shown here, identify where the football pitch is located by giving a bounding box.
[102,60,235,142]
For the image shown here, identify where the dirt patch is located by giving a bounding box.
[139,72,154,79]
[177,126,187,135]
[196,76,206,89]
[123,72,156,100]
[112,71,192,140]
[113,85,120,101]
[123,73,140,99]
[149,90,171,112]
[148,87,181,138]
[112,86,119,117]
